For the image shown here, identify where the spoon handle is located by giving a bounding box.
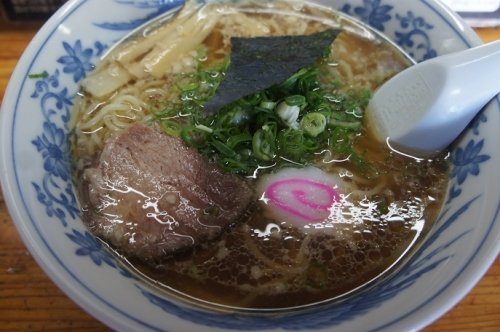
[444,40,500,112]
[368,40,500,155]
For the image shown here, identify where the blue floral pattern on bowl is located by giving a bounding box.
[341,0,437,61]
[2,0,497,331]
[341,0,392,31]
[57,41,107,82]
[95,0,185,30]
[66,229,135,278]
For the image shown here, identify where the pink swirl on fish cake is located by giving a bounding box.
[265,178,339,223]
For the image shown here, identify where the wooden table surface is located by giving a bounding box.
[1,23,499,332]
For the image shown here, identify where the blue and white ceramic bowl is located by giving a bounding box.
[1,0,499,331]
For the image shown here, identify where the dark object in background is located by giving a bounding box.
[441,0,500,27]
[458,8,500,27]
[0,0,66,23]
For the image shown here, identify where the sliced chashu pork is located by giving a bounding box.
[79,123,254,262]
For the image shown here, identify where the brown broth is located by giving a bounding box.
[125,143,448,310]
[74,0,450,311]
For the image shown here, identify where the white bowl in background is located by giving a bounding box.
[0,0,499,331]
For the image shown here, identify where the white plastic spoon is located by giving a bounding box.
[367,40,500,156]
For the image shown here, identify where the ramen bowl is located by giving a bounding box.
[0,0,499,331]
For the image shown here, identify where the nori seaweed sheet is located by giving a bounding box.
[203,28,341,114]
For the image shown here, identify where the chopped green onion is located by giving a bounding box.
[278,128,319,161]
[28,72,49,79]
[243,92,265,105]
[181,125,207,147]
[252,124,276,161]
[277,67,319,94]
[160,120,183,137]
[177,81,199,92]
[226,132,252,149]
[285,95,306,107]
[220,157,255,174]
[230,108,251,126]
[155,48,375,176]
[275,102,300,129]
[195,123,213,133]
[329,118,362,130]
[300,112,327,137]
[259,101,277,110]
[211,139,237,157]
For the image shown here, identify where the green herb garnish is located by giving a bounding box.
[154,34,375,177]
[28,72,49,79]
